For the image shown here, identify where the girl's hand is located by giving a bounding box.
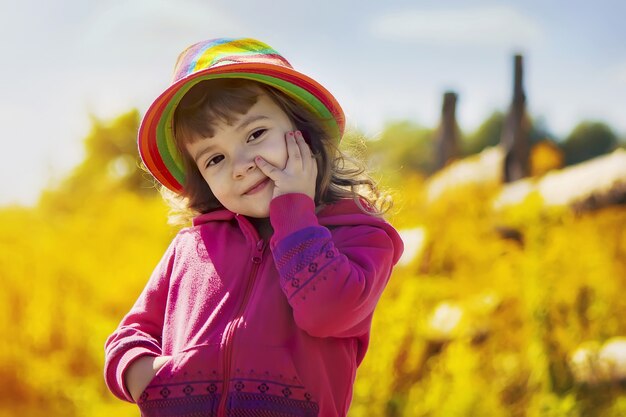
[125,355,172,402]
[255,130,317,200]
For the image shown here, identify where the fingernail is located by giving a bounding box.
[295,130,302,137]
[287,131,294,137]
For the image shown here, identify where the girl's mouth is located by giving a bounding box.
[244,177,270,195]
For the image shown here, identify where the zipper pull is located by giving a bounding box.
[252,239,265,263]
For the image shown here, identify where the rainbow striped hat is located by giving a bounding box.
[138,38,345,194]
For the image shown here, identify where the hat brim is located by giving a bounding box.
[138,63,345,193]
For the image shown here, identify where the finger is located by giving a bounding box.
[254,156,282,181]
[295,131,313,170]
[286,131,303,169]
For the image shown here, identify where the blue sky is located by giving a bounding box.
[1,0,625,205]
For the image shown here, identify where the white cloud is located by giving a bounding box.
[79,0,244,61]
[370,6,544,49]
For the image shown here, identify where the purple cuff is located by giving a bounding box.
[269,194,318,246]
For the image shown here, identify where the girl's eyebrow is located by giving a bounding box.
[235,115,269,131]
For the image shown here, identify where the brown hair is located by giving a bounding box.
[167,79,390,223]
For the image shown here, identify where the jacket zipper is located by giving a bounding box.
[217,238,265,416]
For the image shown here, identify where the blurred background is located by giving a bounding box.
[1,1,625,416]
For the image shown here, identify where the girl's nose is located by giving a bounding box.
[233,156,256,179]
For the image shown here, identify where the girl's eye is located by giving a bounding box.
[206,155,224,167]
[248,129,266,142]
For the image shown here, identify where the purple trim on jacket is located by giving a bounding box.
[104,194,403,417]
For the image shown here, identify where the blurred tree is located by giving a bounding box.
[365,121,436,180]
[462,112,504,156]
[561,121,618,166]
[40,110,158,212]
[530,116,557,144]
[462,111,553,158]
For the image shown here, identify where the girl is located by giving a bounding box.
[104,38,403,417]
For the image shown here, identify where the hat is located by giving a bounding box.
[138,37,345,194]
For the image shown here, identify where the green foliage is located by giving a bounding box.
[364,120,436,179]
[461,111,556,158]
[562,122,618,166]
[359,112,620,180]
[39,110,157,213]
[462,111,505,156]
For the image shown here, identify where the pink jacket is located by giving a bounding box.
[104,194,403,417]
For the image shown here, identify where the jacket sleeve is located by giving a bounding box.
[269,194,397,339]
[103,235,177,402]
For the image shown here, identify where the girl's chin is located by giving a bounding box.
[245,214,269,220]
[241,206,270,219]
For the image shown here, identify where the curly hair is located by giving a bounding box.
[164,79,390,224]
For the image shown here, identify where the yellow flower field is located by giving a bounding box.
[1,113,625,416]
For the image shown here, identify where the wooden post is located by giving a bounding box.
[436,91,460,170]
[501,55,531,182]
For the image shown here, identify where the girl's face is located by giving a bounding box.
[184,92,294,218]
